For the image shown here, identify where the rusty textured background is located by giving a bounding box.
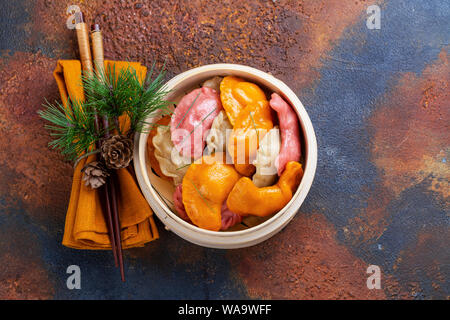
[0,0,448,299]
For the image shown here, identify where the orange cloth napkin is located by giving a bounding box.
[55,60,159,249]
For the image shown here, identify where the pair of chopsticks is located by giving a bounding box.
[74,12,125,282]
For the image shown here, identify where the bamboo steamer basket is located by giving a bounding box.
[133,64,317,249]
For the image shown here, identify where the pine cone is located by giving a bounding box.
[101,135,133,169]
[82,161,109,189]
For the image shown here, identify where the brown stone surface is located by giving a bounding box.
[0,0,447,299]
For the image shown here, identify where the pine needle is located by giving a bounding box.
[178,108,217,147]
[38,98,100,161]
[39,62,171,161]
[187,178,215,214]
[82,63,171,135]
[175,92,201,129]
[176,163,192,170]
[249,111,260,142]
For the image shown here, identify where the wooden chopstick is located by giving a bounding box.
[75,12,93,73]
[74,13,121,274]
[109,173,125,281]
[91,23,125,282]
[101,181,118,267]
[90,24,105,74]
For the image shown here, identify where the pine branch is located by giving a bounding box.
[38,98,100,161]
[82,63,171,136]
[40,62,170,162]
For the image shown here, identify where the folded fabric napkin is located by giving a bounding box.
[55,60,159,249]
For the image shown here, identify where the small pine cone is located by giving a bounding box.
[101,135,133,169]
[82,161,109,189]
